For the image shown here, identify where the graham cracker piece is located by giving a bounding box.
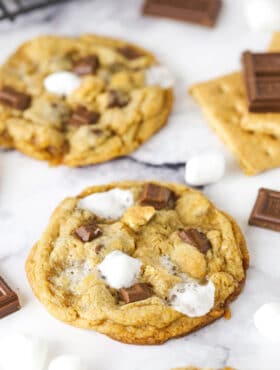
[189,72,280,175]
[240,32,280,137]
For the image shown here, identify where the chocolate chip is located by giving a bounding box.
[117,46,142,60]
[69,106,100,126]
[73,55,100,76]
[178,228,212,254]
[0,86,31,110]
[75,224,102,242]
[119,283,153,304]
[91,128,103,136]
[107,90,130,108]
[138,183,176,210]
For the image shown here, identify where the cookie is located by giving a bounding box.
[26,181,248,345]
[0,35,173,166]
[190,72,280,175]
[240,33,280,137]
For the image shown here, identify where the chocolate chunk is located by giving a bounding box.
[73,55,100,76]
[0,277,21,319]
[0,86,31,110]
[95,244,104,254]
[243,51,280,112]
[142,0,222,28]
[119,283,153,304]
[178,228,212,254]
[69,106,100,126]
[107,90,130,108]
[249,188,280,232]
[117,46,142,60]
[139,183,176,210]
[75,224,102,242]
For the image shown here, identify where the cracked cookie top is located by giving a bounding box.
[26,181,249,344]
[0,35,173,166]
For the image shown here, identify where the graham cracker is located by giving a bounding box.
[240,32,280,137]
[189,72,280,175]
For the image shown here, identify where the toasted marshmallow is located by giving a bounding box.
[44,71,81,96]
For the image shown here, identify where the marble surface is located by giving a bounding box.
[0,1,280,369]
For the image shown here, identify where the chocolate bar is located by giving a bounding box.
[0,277,21,319]
[249,188,280,232]
[142,0,222,28]
[69,106,100,126]
[73,55,99,76]
[243,51,280,112]
[75,223,102,242]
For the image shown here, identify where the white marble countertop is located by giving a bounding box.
[0,1,280,369]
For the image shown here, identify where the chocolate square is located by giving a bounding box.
[178,228,212,254]
[138,183,176,210]
[142,0,222,28]
[249,188,280,232]
[119,283,153,304]
[0,277,21,319]
[243,51,280,112]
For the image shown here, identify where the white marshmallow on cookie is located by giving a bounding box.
[185,151,225,186]
[78,188,134,220]
[254,303,280,340]
[44,71,81,96]
[169,280,215,317]
[48,355,85,370]
[97,250,141,289]
[145,65,174,88]
[244,0,280,32]
[0,332,48,370]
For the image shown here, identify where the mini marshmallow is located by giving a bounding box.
[48,355,85,370]
[78,188,134,220]
[169,280,215,317]
[97,250,141,289]
[185,151,225,186]
[145,65,174,88]
[44,71,81,96]
[244,0,280,32]
[254,303,280,340]
[0,332,48,370]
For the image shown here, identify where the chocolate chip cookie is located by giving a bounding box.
[26,181,249,344]
[0,35,173,166]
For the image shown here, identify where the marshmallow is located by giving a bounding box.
[44,71,81,96]
[169,280,215,317]
[254,303,280,340]
[0,332,48,370]
[145,65,174,88]
[185,151,225,186]
[97,250,141,289]
[48,355,85,370]
[78,188,134,220]
[244,0,280,32]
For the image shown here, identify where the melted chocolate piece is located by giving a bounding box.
[0,86,31,110]
[75,224,102,242]
[119,283,153,304]
[139,183,176,210]
[69,106,100,126]
[178,228,212,254]
[73,55,100,76]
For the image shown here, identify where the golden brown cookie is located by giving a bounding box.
[26,181,248,345]
[0,35,173,166]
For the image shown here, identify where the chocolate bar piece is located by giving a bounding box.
[117,46,142,60]
[69,106,100,126]
[0,86,31,110]
[249,188,280,232]
[75,223,102,242]
[119,283,153,304]
[139,183,176,210]
[178,228,212,254]
[107,90,130,108]
[243,51,280,112]
[73,55,99,76]
[0,277,20,319]
[142,0,222,28]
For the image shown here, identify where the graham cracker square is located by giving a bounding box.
[189,72,280,175]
